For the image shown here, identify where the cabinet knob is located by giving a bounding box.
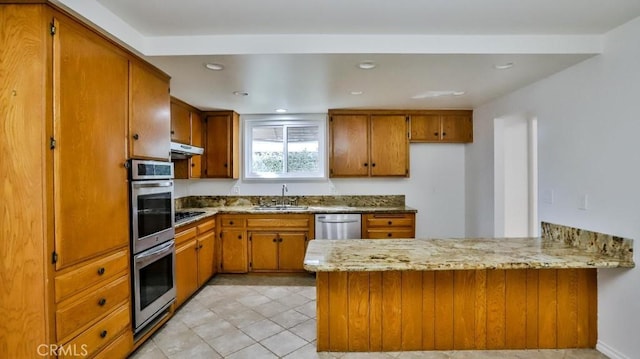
[229,221,234,225]
[98,298,107,306]
[191,163,195,167]
[199,244,203,249]
[97,267,105,275]
[273,238,277,242]
[433,132,439,136]
[100,330,108,338]
[171,130,175,135]
[387,233,392,237]
[388,221,393,225]
[237,235,242,240]
[371,163,376,167]
[442,132,447,136]
[279,238,283,243]
[224,163,228,168]
[364,163,368,167]
[132,133,139,140]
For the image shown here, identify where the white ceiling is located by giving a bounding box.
[56,0,640,114]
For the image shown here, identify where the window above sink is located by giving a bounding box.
[243,114,327,180]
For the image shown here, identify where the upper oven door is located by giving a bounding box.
[131,179,175,253]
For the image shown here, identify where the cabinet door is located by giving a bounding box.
[196,231,215,286]
[129,61,171,160]
[441,114,473,143]
[175,240,198,307]
[370,115,409,177]
[410,114,442,142]
[220,230,248,273]
[190,111,203,178]
[170,100,191,144]
[53,15,129,270]
[204,112,239,178]
[250,232,279,271]
[329,114,369,177]
[278,232,308,271]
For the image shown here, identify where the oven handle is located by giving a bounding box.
[133,181,173,189]
[135,240,174,267]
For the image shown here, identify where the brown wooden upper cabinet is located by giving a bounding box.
[410,110,473,143]
[329,111,410,177]
[203,111,240,179]
[171,97,204,179]
[129,61,171,160]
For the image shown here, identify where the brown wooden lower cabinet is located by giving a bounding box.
[316,268,597,352]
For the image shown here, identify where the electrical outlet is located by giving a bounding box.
[232,186,240,194]
[579,194,588,210]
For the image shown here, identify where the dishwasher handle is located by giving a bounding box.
[317,218,360,224]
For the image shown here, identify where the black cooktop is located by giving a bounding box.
[175,211,205,224]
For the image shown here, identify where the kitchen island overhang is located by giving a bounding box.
[304,235,634,352]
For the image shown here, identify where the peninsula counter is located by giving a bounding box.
[303,237,634,352]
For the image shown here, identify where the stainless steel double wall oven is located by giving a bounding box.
[129,159,176,335]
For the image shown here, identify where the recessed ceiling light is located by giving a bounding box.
[232,91,248,96]
[357,61,376,70]
[411,90,465,99]
[350,91,364,95]
[275,108,287,113]
[493,62,514,70]
[204,63,224,71]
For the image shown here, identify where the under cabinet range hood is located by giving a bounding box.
[170,142,204,159]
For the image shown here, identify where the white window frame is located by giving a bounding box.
[243,114,327,180]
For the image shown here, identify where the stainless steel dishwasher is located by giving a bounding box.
[315,214,362,239]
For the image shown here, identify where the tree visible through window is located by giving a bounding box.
[244,116,326,179]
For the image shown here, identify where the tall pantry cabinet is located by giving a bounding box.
[0,3,170,358]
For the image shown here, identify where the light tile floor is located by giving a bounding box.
[129,274,609,359]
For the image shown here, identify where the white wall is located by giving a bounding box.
[176,144,466,238]
[466,16,640,359]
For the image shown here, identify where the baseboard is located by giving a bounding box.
[597,340,631,359]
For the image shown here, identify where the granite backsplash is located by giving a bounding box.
[541,222,634,264]
[176,195,406,210]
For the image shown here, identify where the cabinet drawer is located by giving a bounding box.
[366,229,415,239]
[365,214,414,228]
[58,304,130,359]
[92,329,133,359]
[56,275,130,342]
[175,226,197,246]
[247,218,310,229]
[55,249,128,302]
[197,218,216,234]
[220,216,245,228]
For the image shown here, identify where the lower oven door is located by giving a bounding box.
[133,240,176,333]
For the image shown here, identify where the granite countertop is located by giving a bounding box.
[303,237,635,272]
[174,205,416,228]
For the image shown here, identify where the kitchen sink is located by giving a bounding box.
[252,205,309,211]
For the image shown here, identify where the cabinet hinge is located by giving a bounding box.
[50,23,56,36]
[49,137,56,150]
[329,116,333,122]
[249,261,252,268]
[406,169,409,176]
[204,169,208,176]
[51,251,58,264]
[219,232,223,238]
[249,235,252,241]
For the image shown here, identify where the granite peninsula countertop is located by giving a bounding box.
[303,237,635,272]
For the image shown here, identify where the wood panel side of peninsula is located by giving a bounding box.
[316,268,596,352]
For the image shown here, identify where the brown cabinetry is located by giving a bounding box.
[203,111,240,178]
[172,97,204,179]
[219,214,249,273]
[129,60,171,161]
[362,213,416,239]
[175,217,217,307]
[0,4,174,356]
[247,214,313,272]
[410,110,473,143]
[329,111,409,177]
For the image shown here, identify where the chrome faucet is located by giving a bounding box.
[281,184,288,205]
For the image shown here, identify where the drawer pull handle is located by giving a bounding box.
[97,267,105,275]
[229,221,234,225]
[388,221,393,225]
[100,330,108,338]
[98,298,106,306]
[387,233,392,237]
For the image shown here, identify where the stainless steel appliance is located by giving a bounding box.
[130,160,175,254]
[129,159,176,335]
[315,214,362,239]
[132,239,175,333]
[170,141,204,159]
